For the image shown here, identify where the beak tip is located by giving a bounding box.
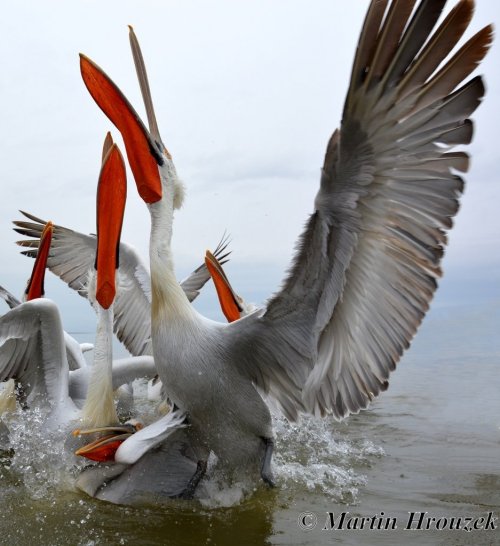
[138,183,162,204]
[96,283,115,309]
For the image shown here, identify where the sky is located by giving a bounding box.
[0,0,499,333]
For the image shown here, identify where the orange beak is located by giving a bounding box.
[25,221,53,301]
[95,141,127,309]
[80,53,163,204]
[101,130,114,163]
[73,423,140,462]
[205,250,243,323]
[75,435,128,462]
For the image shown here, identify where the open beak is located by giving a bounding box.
[205,250,243,323]
[73,423,141,462]
[80,43,163,204]
[95,140,127,309]
[25,221,53,301]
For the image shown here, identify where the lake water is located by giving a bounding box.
[0,301,498,545]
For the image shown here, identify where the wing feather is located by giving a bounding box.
[0,299,70,409]
[0,285,21,310]
[231,0,491,420]
[14,212,230,356]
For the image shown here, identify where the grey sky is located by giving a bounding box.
[0,1,499,332]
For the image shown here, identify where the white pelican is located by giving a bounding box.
[80,0,492,489]
[74,251,251,463]
[0,221,74,418]
[0,141,156,427]
[65,139,200,502]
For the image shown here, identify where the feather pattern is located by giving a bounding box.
[397,0,474,96]
[0,299,74,413]
[75,1,492,479]
[0,280,87,371]
[0,285,21,310]
[13,211,230,357]
[227,0,491,420]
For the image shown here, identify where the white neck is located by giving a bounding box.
[148,177,197,324]
[81,303,118,427]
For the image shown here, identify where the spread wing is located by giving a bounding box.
[0,299,71,410]
[231,0,492,420]
[14,212,230,356]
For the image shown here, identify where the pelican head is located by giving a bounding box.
[73,421,142,462]
[79,27,184,214]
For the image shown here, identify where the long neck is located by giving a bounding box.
[149,197,197,324]
[81,304,118,427]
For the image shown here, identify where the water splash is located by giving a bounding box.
[194,413,384,508]
[2,406,84,500]
[273,413,384,504]
[0,389,384,508]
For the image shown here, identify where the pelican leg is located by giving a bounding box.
[178,459,207,499]
[261,436,275,487]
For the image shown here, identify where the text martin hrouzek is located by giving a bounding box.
[299,511,497,532]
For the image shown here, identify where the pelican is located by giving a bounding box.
[0,221,72,418]
[69,138,201,503]
[0,140,156,430]
[80,0,492,489]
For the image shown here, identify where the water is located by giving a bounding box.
[0,302,498,545]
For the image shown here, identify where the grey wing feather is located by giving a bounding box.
[14,213,231,355]
[14,210,96,297]
[0,285,21,310]
[179,232,231,302]
[231,0,491,420]
[0,299,70,409]
[68,355,157,403]
[14,211,153,356]
[0,278,90,372]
